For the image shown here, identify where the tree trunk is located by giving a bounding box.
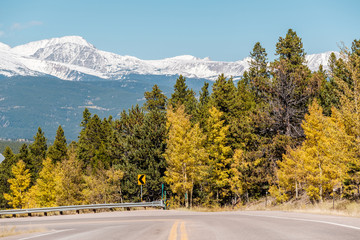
[319,162,323,202]
[190,187,193,208]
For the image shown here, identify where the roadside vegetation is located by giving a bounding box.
[0,226,44,238]
[1,29,360,211]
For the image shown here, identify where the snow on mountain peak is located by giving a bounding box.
[0,35,339,81]
[164,55,200,61]
[306,51,339,72]
[0,42,10,51]
[55,36,93,47]
[11,36,94,56]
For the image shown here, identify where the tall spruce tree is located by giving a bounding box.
[114,105,145,201]
[0,147,17,208]
[48,125,68,163]
[245,42,270,102]
[275,29,306,67]
[144,84,167,111]
[115,86,168,201]
[18,144,31,169]
[169,75,197,116]
[270,29,312,138]
[210,74,237,123]
[318,58,339,116]
[78,114,111,169]
[195,82,211,130]
[29,127,47,181]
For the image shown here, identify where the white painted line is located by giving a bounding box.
[241,213,360,231]
[18,229,73,240]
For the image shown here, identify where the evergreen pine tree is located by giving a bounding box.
[0,147,17,208]
[144,84,167,111]
[29,127,47,181]
[78,114,112,169]
[169,75,197,116]
[246,42,270,101]
[275,29,306,67]
[114,105,145,201]
[210,74,237,124]
[48,125,68,163]
[81,108,91,128]
[195,82,211,130]
[18,144,31,169]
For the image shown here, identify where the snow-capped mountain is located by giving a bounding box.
[0,36,337,81]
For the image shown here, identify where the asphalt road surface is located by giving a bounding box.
[2,210,360,239]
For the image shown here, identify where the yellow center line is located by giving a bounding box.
[168,220,188,240]
[180,221,188,240]
[168,220,179,240]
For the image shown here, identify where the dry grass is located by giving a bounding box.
[0,226,45,238]
[241,196,360,217]
[173,196,360,217]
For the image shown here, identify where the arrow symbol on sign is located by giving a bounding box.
[139,175,145,184]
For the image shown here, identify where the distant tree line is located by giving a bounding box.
[1,29,360,209]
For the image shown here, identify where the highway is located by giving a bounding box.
[1,210,360,239]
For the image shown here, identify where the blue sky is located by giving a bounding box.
[0,0,359,61]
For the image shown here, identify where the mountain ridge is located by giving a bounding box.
[0,36,338,81]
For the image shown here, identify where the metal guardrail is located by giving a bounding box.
[0,200,165,216]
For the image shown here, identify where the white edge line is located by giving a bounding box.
[18,228,74,240]
[240,213,360,231]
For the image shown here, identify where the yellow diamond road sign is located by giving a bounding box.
[138,174,146,185]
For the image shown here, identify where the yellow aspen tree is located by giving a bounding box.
[55,149,84,206]
[82,166,123,204]
[334,47,360,198]
[164,105,208,208]
[326,108,353,196]
[295,101,349,201]
[272,146,306,202]
[4,160,31,209]
[105,166,124,203]
[30,158,58,207]
[82,168,108,204]
[205,106,232,204]
[228,149,245,204]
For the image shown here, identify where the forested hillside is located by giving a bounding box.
[1,29,359,209]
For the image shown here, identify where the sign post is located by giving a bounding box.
[138,174,146,202]
[162,183,164,200]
